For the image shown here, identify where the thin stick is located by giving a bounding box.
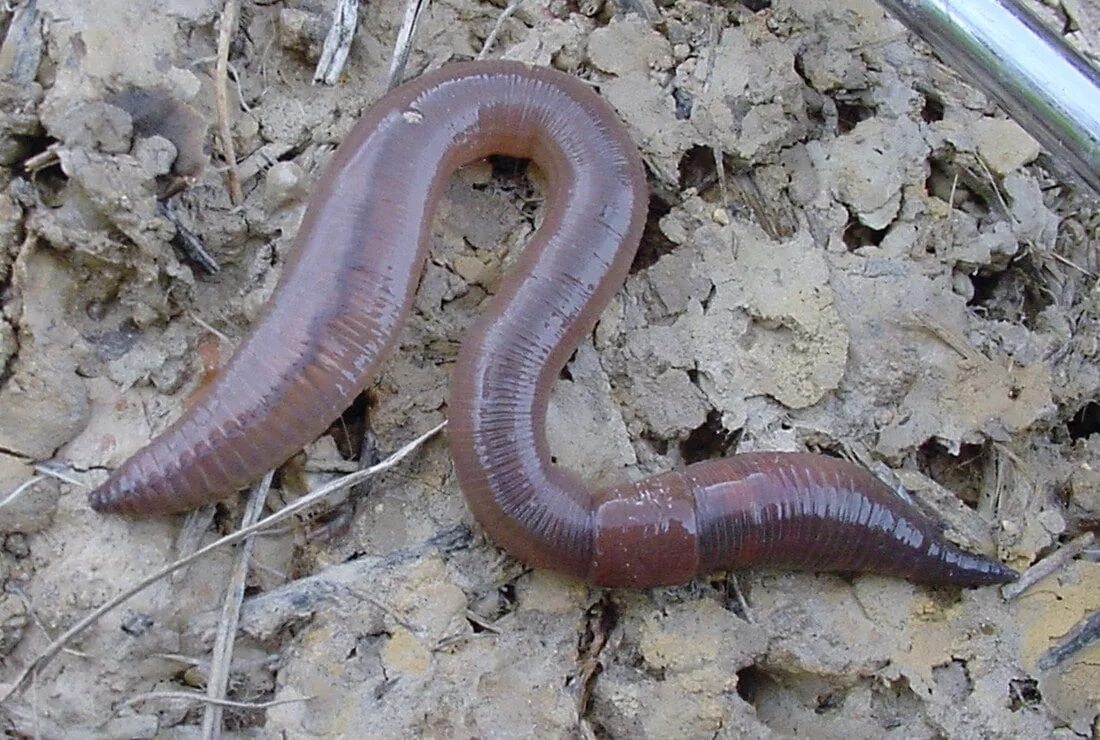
[387,0,430,90]
[973,156,1014,221]
[477,0,524,60]
[463,609,501,634]
[201,472,273,738]
[189,313,231,344]
[1002,531,1095,599]
[1049,250,1097,279]
[0,421,445,703]
[216,0,244,204]
[313,0,361,85]
[172,505,219,585]
[1037,609,1100,670]
[727,572,752,623]
[122,691,310,712]
[226,61,253,113]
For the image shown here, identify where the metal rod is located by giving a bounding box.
[878,0,1100,194]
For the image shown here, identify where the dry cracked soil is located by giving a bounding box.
[0,0,1099,737]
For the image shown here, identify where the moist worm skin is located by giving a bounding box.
[89,61,1017,589]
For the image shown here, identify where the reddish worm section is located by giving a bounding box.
[89,61,1016,588]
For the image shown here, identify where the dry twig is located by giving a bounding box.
[189,313,232,344]
[201,472,273,739]
[1002,531,1096,599]
[171,505,219,586]
[908,310,986,362]
[21,144,59,173]
[726,572,752,623]
[216,0,244,204]
[153,651,279,675]
[1037,609,1100,670]
[478,0,524,60]
[1049,250,1097,279]
[0,421,445,704]
[122,690,310,712]
[387,0,430,90]
[314,0,360,85]
[34,463,83,487]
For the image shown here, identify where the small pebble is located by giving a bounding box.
[120,612,155,637]
[3,532,29,558]
[264,161,309,212]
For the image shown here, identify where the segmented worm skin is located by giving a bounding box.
[89,61,1017,589]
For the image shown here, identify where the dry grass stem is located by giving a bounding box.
[34,463,84,487]
[122,690,310,712]
[478,0,524,60]
[0,475,43,510]
[216,0,244,204]
[728,573,753,623]
[0,421,445,704]
[1050,250,1097,278]
[201,472,273,739]
[188,313,232,343]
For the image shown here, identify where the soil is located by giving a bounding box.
[1,0,1098,737]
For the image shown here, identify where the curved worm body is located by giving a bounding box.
[89,62,1016,588]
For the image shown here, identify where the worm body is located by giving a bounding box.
[90,62,1016,588]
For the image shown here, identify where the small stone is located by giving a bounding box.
[235,113,262,153]
[952,270,975,302]
[0,601,28,657]
[132,134,177,177]
[277,8,327,60]
[633,369,708,438]
[452,254,490,286]
[1037,508,1066,536]
[587,16,673,75]
[264,161,308,212]
[974,117,1041,176]
[52,101,133,152]
[120,612,156,637]
[578,0,604,17]
[3,533,29,558]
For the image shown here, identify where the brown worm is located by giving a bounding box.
[89,61,1017,588]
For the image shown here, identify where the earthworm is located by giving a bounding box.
[89,61,1017,588]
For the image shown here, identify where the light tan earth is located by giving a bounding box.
[1,0,1098,737]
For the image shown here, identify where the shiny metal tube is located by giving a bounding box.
[878,0,1100,194]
